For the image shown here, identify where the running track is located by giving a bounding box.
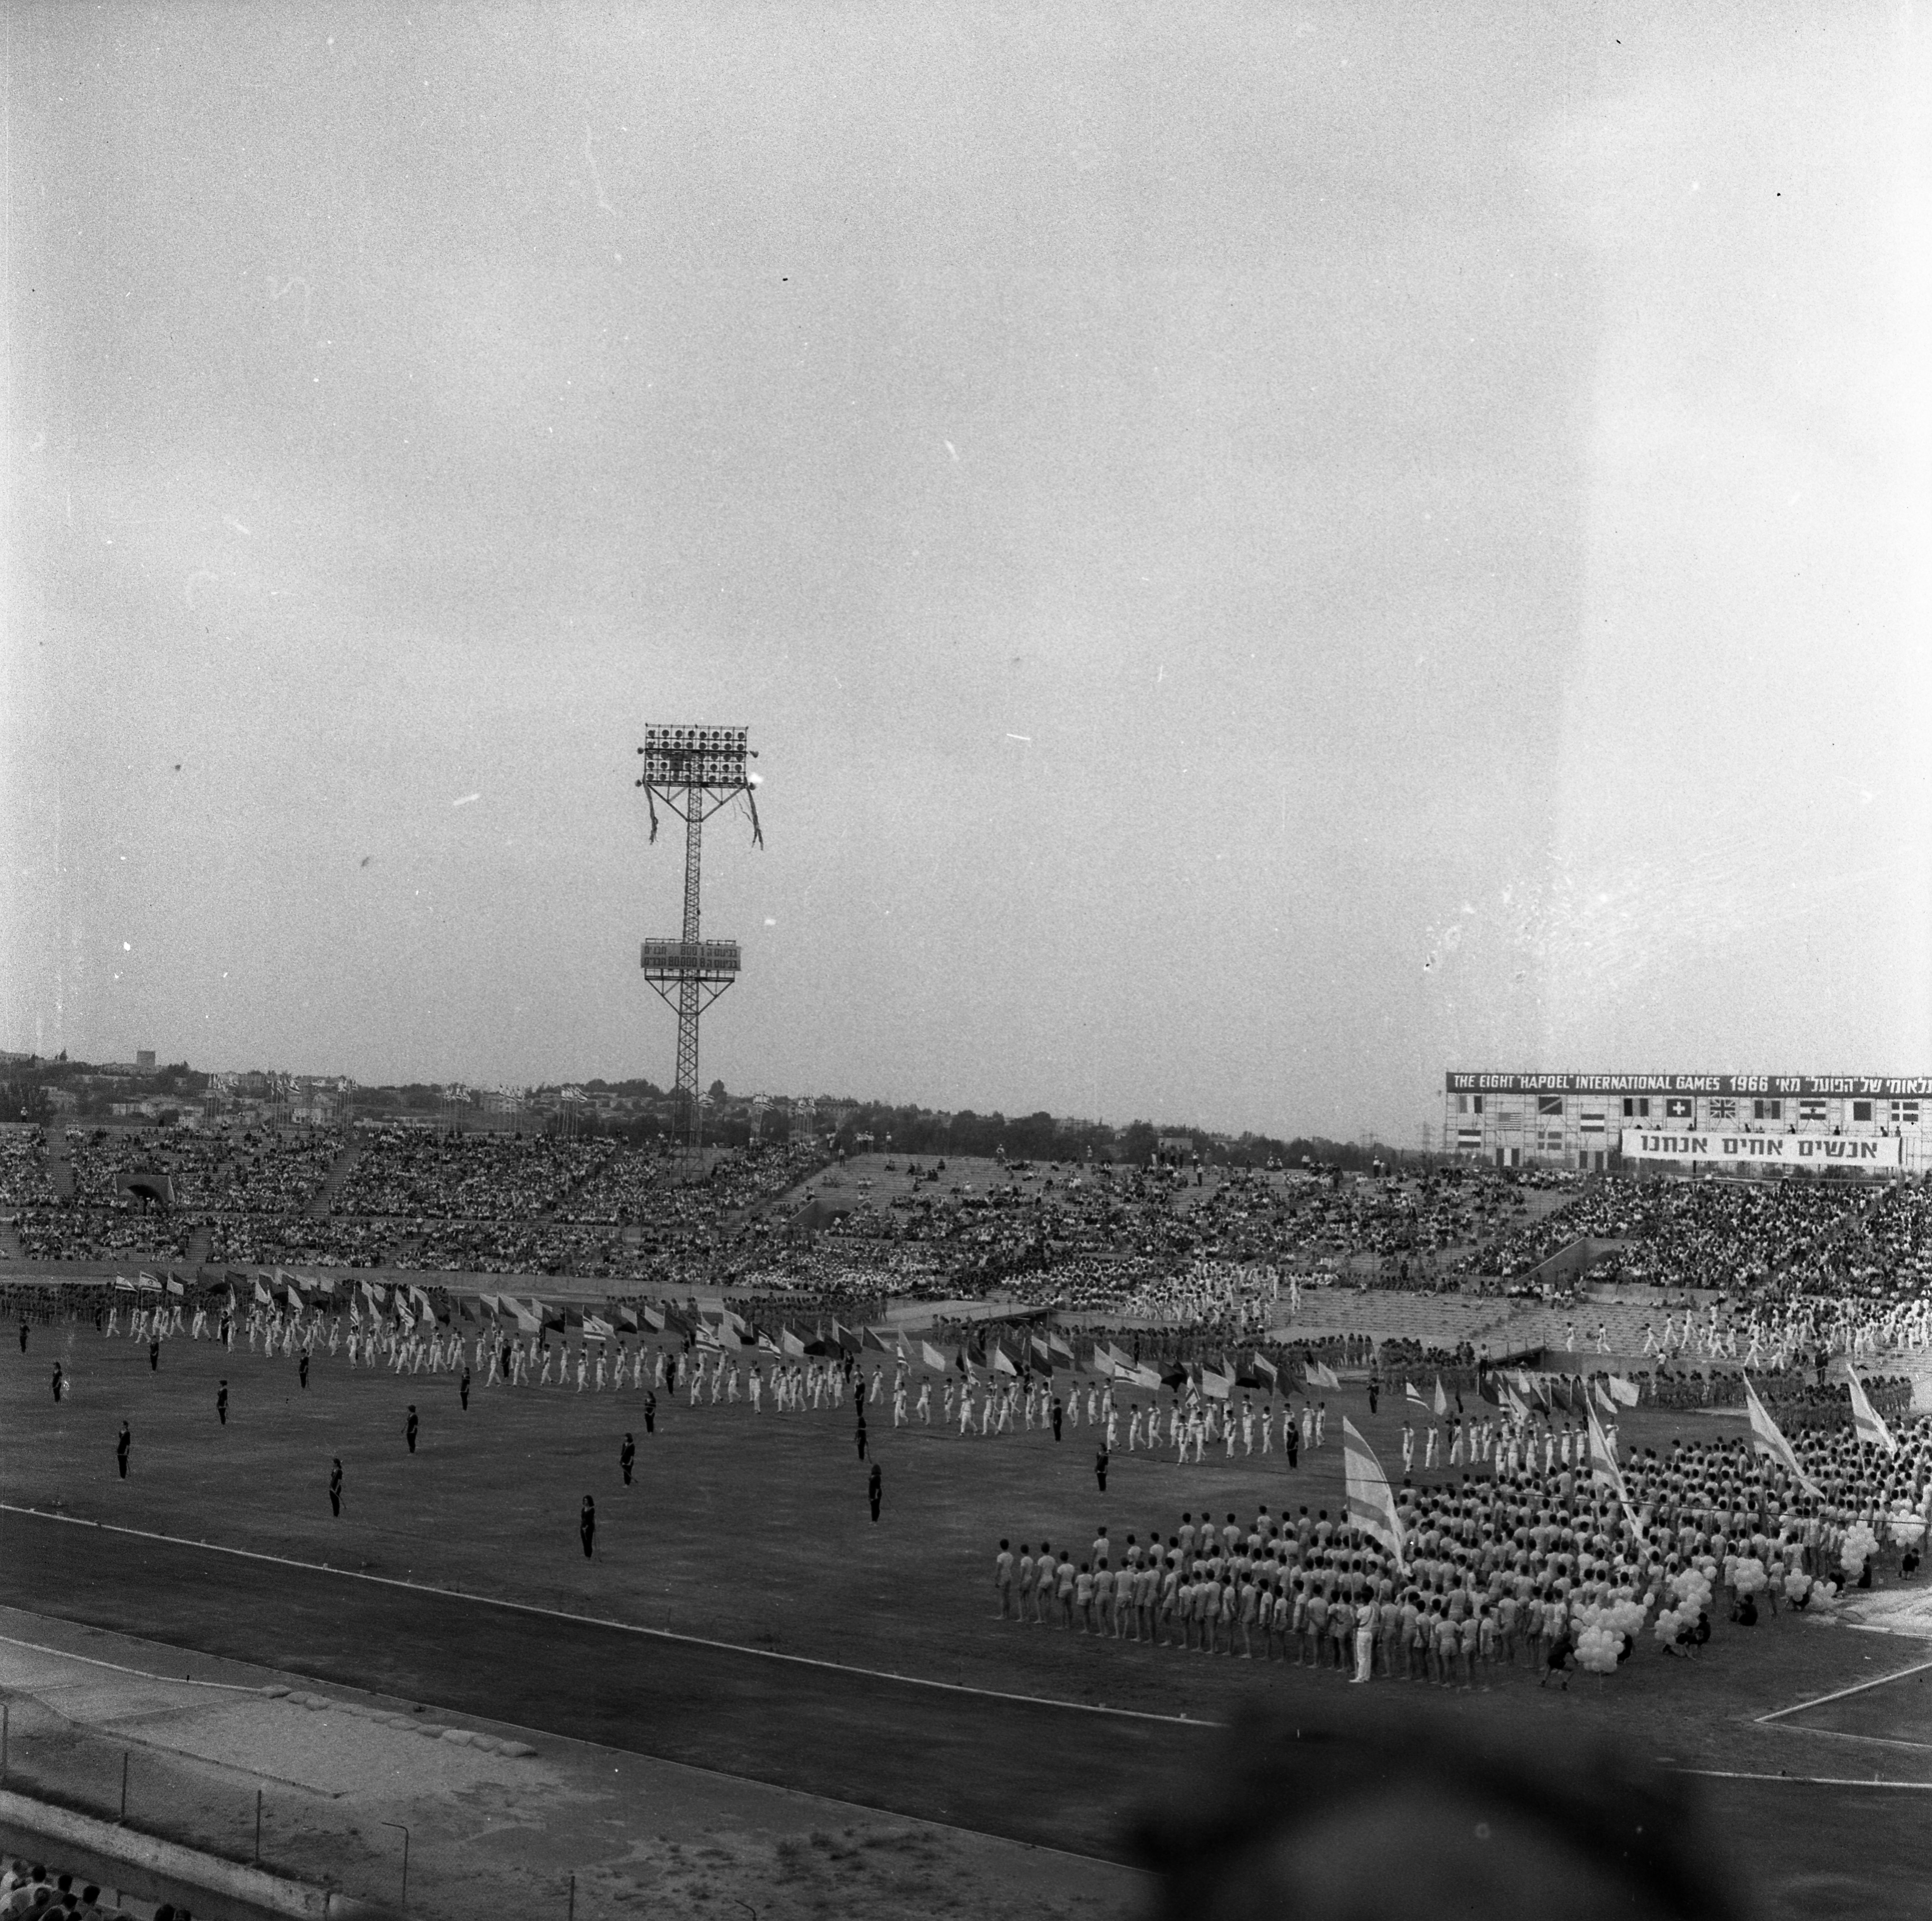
[10,1508,1932,1916]
[0,1506,1205,1859]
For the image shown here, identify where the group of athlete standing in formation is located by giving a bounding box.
[27,1282,1932,1698]
[26,1289,905,1530]
[989,1407,1932,1689]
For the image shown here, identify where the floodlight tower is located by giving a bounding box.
[635,724,763,1171]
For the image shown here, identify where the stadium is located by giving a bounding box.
[6,1067,1932,1918]
[8,8,1929,1920]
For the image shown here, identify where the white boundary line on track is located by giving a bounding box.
[1753,1657,1932,1726]
[1753,1722,1932,1756]
[0,1504,1220,1732]
[1676,1768,1932,1789]
[0,1631,261,1694]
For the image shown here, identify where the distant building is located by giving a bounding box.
[136,1050,156,1073]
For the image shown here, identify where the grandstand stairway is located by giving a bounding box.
[306,1138,363,1217]
[184,1219,212,1266]
[44,1132,75,1203]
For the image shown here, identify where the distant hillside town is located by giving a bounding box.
[0,1050,1384,1173]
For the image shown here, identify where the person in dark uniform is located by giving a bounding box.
[298,1351,310,1390]
[867,1462,883,1523]
[1540,1621,1573,1689]
[148,1337,160,1372]
[20,1318,29,1352]
[643,1389,657,1435]
[1051,1396,1064,1441]
[329,1458,342,1517]
[217,1380,229,1425]
[116,1421,132,1479]
[459,1364,471,1411]
[620,1433,635,1486]
[1285,1419,1300,1469]
[580,1494,596,1559]
[855,1411,869,1461]
[1095,1444,1109,1494]
[1367,1378,1380,1416]
[405,1405,419,1453]
[51,1360,64,1402]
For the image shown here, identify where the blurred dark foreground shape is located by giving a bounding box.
[1131,1702,1750,1921]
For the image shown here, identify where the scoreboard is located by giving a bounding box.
[1443,1070,1927,1174]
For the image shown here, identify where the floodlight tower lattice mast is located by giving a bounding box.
[635,724,762,1172]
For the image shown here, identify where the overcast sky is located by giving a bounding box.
[5,3,1929,1142]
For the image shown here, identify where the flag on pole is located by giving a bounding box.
[1131,1362,1164,1391]
[619,1306,640,1332]
[112,1275,135,1292]
[1742,1375,1826,1499]
[253,1279,272,1305]
[991,1342,1018,1377]
[1305,1359,1340,1390]
[1092,1346,1117,1377]
[641,1304,666,1333]
[583,1314,614,1340]
[165,1276,184,1297]
[780,1328,809,1359]
[1607,1374,1639,1407]
[1251,1352,1279,1388]
[1199,1363,1234,1401]
[920,1341,949,1372]
[1584,1406,1645,1538]
[1404,1379,1427,1409]
[1341,1418,1406,1569]
[1432,1376,1449,1417]
[1847,1371,1897,1455]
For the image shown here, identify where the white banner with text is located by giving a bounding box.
[1619,1129,1902,1168]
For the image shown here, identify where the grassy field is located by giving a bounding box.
[4,1314,1932,1914]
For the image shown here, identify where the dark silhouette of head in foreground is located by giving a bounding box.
[1130,1703,1747,1921]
